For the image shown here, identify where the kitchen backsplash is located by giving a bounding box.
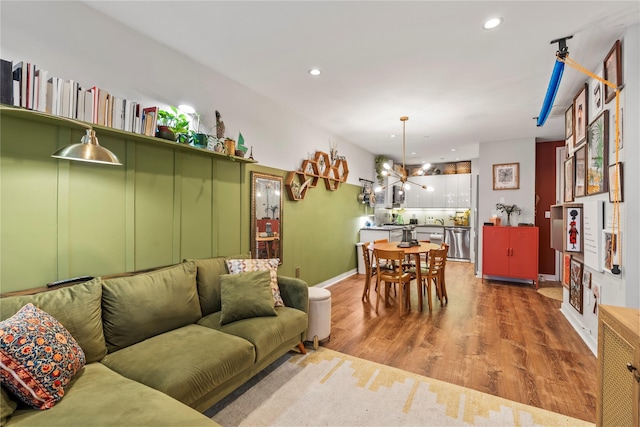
[374,208,471,226]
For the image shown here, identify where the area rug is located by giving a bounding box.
[537,286,563,302]
[206,347,592,426]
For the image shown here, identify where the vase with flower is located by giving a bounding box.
[496,203,521,226]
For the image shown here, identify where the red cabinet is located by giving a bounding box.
[482,226,539,287]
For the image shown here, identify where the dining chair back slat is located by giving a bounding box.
[373,248,413,315]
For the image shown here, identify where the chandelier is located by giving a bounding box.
[374,116,431,195]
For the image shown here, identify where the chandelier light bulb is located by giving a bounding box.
[404,183,411,191]
[383,163,391,170]
[374,186,383,193]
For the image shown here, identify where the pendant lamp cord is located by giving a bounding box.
[557,54,622,269]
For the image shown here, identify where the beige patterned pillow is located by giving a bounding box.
[225,259,284,307]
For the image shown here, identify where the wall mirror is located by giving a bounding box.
[251,172,283,264]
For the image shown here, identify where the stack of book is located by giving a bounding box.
[0,58,158,136]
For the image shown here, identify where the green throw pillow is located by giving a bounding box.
[219,270,277,325]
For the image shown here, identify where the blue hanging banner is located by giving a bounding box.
[536,59,565,127]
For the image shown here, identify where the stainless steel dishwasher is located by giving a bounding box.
[444,227,471,260]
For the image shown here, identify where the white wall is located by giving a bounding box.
[477,137,537,273]
[0,1,374,184]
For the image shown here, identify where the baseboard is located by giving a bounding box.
[317,269,357,289]
[560,304,597,355]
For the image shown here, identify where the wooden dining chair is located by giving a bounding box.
[360,242,377,302]
[373,248,412,315]
[423,245,448,307]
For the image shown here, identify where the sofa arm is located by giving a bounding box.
[277,276,309,313]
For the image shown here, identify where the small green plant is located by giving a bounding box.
[157,106,190,136]
[374,155,388,185]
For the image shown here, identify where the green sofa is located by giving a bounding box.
[0,256,309,426]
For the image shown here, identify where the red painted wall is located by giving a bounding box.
[535,140,564,275]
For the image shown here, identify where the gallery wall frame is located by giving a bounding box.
[602,229,621,275]
[574,145,586,198]
[563,253,571,289]
[588,68,604,120]
[492,163,519,190]
[603,39,622,104]
[565,207,582,253]
[573,83,588,146]
[608,162,623,203]
[569,258,583,314]
[565,104,574,141]
[586,110,609,195]
[564,157,574,202]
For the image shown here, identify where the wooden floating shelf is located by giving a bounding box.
[285,151,349,200]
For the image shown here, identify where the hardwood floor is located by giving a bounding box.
[321,261,597,423]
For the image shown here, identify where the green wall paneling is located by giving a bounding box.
[1,117,60,292]
[0,109,253,292]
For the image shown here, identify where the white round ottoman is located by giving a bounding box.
[306,286,332,350]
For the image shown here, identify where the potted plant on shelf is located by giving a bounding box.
[156,106,190,142]
[495,203,522,226]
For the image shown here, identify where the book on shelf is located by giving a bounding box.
[26,63,36,110]
[142,106,158,137]
[76,85,84,121]
[1,59,13,105]
[96,88,109,126]
[12,61,25,107]
[83,89,94,124]
[35,69,48,112]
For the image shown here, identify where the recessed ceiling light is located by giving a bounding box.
[410,152,416,155]
[308,68,321,76]
[451,148,456,152]
[483,17,503,30]
[390,134,396,138]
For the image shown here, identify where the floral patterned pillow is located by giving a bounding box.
[225,259,284,307]
[0,303,86,410]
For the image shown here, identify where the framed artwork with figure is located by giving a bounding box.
[573,83,588,146]
[603,40,622,103]
[565,104,574,141]
[565,207,582,253]
[574,146,586,198]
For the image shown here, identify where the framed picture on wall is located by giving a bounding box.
[602,229,621,274]
[565,207,582,252]
[492,163,519,190]
[563,253,571,289]
[589,68,604,120]
[565,104,574,141]
[592,281,601,317]
[569,258,583,314]
[582,269,592,290]
[573,83,588,146]
[608,162,623,202]
[587,110,609,195]
[574,145,586,198]
[604,40,622,104]
[564,157,574,202]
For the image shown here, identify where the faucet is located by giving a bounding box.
[435,218,444,225]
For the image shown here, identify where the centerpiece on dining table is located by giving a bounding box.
[397,226,420,248]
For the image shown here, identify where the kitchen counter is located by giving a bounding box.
[360,225,404,230]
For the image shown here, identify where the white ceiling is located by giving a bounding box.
[83,1,639,165]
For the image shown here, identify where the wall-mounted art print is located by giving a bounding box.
[589,68,604,120]
[574,145,586,198]
[582,269,592,290]
[608,162,624,203]
[569,258,583,314]
[563,253,571,289]
[564,157,574,202]
[573,83,588,146]
[565,104,574,141]
[587,110,609,195]
[566,207,582,253]
[592,281,601,316]
[492,163,519,190]
[602,229,621,275]
[609,88,624,156]
[604,40,622,104]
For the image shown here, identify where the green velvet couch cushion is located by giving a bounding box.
[198,307,307,362]
[188,253,251,316]
[4,363,218,427]
[1,387,17,425]
[219,271,277,325]
[100,324,255,408]
[101,262,201,353]
[0,278,106,363]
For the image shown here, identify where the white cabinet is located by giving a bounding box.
[400,173,471,208]
[359,228,403,243]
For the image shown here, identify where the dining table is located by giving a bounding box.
[369,240,440,312]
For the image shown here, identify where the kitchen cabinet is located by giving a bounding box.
[597,305,640,427]
[482,226,538,287]
[403,174,470,208]
[359,227,403,243]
